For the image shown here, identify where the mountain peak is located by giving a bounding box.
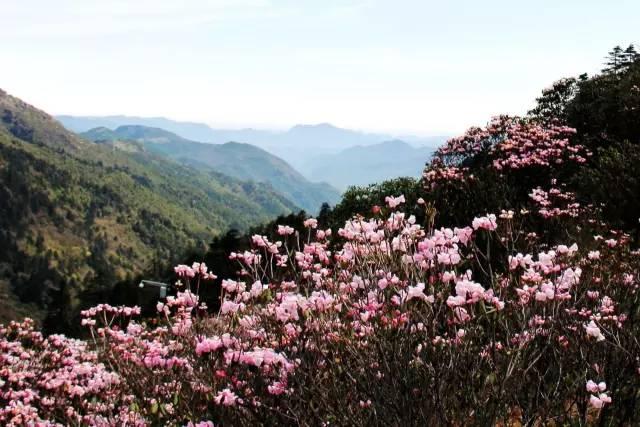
[1,88,85,150]
[112,125,188,143]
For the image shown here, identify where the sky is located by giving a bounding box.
[1,0,638,136]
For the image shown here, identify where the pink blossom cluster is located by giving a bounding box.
[422,161,470,189]
[0,319,144,426]
[174,262,217,280]
[423,116,591,189]
[2,193,640,424]
[528,184,582,219]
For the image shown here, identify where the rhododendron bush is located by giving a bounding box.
[2,196,640,425]
[2,117,640,426]
[421,115,594,229]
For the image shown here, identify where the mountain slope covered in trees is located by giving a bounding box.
[81,125,341,213]
[0,89,296,331]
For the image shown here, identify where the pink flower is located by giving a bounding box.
[589,393,611,409]
[214,388,239,406]
[303,218,318,229]
[359,399,373,408]
[268,381,287,395]
[220,300,244,315]
[535,282,555,302]
[192,262,209,275]
[196,337,224,356]
[222,279,246,293]
[453,307,471,323]
[584,320,605,342]
[442,271,456,283]
[586,380,606,393]
[447,295,466,307]
[277,225,295,236]
[174,264,196,278]
[556,243,578,256]
[405,283,434,303]
[472,214,497,231]
[250,280,265,298]
[454,227,473,245]
[385,195,406,209]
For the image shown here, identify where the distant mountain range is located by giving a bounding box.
[56,115,447,172]
[306,140,435,190]
[0,89,296,329]
[80,125,341,213]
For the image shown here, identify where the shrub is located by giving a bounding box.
[3,189,638,425]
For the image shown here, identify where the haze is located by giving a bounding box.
[1,0,638,135]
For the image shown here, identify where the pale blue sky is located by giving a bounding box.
[1,0,637,135]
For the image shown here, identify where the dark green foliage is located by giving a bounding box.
[602,44,639,74]
[530,45,640,150]
[575,142,640,234]
[566,58,640,148]
[528,77,578,124]
[324,177,425,228]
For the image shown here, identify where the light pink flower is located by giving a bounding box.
[303,218,318,228]
[584,320,605,342]
[385,195,406,209]
[277,225,295,236]
[472,214,497,231]
[214,388,239,406]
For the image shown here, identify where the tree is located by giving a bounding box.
[603,45,625,74]
[623,44,639,65]
[528,78,577,123]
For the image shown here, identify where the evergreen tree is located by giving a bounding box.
[603,45,625,74]
[623,44,639,66]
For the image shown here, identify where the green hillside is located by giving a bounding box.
[0,89,296,332]
[81,125,341,213]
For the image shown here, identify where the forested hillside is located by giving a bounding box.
[0,89,296,332]
[81,125,341,213]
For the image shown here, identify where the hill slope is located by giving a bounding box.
[0,89,295,331]
[81,125,341,213]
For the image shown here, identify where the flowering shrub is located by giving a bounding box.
[428,115,589,176]
[4,190,639,425]
[0,319,143,425]
[420,116,594,229]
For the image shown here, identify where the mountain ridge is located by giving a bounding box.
[57,115,448,170]
[80,125,341,213]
